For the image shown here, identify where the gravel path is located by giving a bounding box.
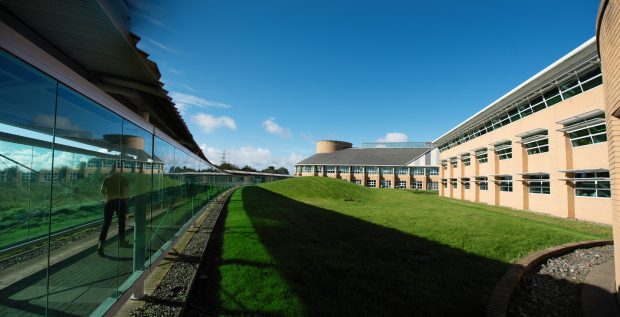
[131,189,234,317]
[508,245,613,317]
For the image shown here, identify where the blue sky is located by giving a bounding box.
[128,0,599,172]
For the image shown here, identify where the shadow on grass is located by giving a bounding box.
[187,187,516,316]
[184,186,618,317]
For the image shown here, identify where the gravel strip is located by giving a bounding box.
[508,245,613,317]
[131,189,234,317]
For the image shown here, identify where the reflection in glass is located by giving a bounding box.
[0,49,57,316]
[0,49,234,317]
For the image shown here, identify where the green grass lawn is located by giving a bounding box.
[203,177,612,316]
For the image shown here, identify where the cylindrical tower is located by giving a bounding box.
[316,140,352,153]
[597,0,620,295]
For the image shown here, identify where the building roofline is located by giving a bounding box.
[404,146,436,165]
[433,36,597,145]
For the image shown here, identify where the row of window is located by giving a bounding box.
[299,165,439,175]
[438,63,603,152]
[441,172,610,198]
[441,114,607,169]
[346,178,439,190]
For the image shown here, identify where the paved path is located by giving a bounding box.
[0,205,190,316]
[582,258,620,317]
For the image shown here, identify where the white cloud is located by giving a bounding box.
[262,117,292,138]
[141,37,186,55]
[171,92,232,113]
[377,132,409,142]
[201,145,304,174]
[165,67,184,76]
[193,113,236,133]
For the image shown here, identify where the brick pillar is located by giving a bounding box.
[598,0,620,295]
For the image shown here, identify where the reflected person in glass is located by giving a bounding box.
[98,162,130,256]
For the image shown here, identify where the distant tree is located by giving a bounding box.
[276,167,289,175]
[260,166,289,175]
[218,162,240,170]
[240,165,257,172]
[261,165,277,174]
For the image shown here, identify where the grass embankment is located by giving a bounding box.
[205,177,611,316]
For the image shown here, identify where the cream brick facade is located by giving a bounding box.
[436,39,612,225]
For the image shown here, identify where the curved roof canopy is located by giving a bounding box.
[0,0,210,162]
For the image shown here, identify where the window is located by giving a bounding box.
[463,182,470,190]
[316,166,324,173]
[412,168,424,175]
[427,182,438,190]
[338,166,349,174]
[565,114,607,147]
[427,167,439,175]
[366,179,377,187]
[354,180,362,185]
[21,172,32,183]
[441,161,448,169]
[528,174,550,194]
[497,176,513,192]
[397,167,409,175]
[575,171,611,198]
[497,148,512,160]
[436,64,602,153]
[397,180,407,189]
[102,160,117,168]
[353,166,364,174]
[69,172,79,181]
[478,177,488,191]
[524,136,549,155]
[462,156,471,166]
[44,172,59,182]
[381,167,394,175]
[451,181,457,189]
[326,166,336,174]
[495,142,512,160]
[476,150,488,164]
[411,181,423,190]
[366,167,378,174]
[88,160,99,167]
[381,180,392,188]
[450,159,458,168]
[302,166,314,173]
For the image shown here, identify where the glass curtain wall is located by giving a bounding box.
[0,49,233,316]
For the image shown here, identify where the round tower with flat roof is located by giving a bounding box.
[316,140,352,153]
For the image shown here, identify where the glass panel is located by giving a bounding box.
[561,86,583,99]
[582,76,603,91]
[543,86,560,99]
[576,189,596,197]
[579,67,601,82]
[48,84,123,315]
[571,137,593,147]
[592,133,607,144]
[531,102,546,112]
[559,77,579,91]
[0,49,57,316]
[151,137,176,259]
[569,129,590,138]
[589,124,606,134]
[119,120,153,289]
